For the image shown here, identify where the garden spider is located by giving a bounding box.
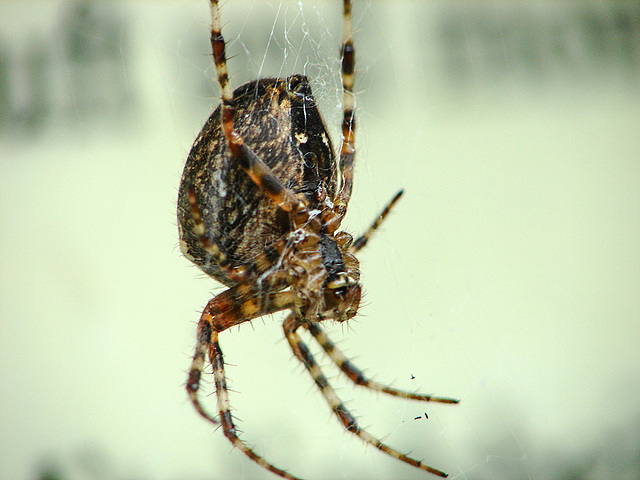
[177,1,458,478]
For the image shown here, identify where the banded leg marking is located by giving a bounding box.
[208,0,232,102]
[208,1,303,215]
[186,288,296,425]
[210,332,302,480]
[187,188,249,283]
[337,0,356,207]
[307,323,459,404]
[188,187,301,281]
[234,143,304,214]
[187,316,217,424]
[284,319,449,478]
[351,190,404,252]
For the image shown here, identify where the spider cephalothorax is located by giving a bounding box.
[178,2,457,479]
[281,206,362,323]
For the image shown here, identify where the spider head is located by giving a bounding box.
[323,272,361,322]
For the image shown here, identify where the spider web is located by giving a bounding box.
[1,2,639,480]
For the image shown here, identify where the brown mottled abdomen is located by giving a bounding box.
[177,76,337,287]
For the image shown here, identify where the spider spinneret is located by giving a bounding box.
[177,1,458,479]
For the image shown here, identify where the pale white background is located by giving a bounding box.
[1,1,639,479]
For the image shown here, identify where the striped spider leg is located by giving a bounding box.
[285,316,451,478]
[305,321,459,405]
[177,0,457,478]
[310,190,459,404]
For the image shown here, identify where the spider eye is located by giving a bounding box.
[333,286,348,297]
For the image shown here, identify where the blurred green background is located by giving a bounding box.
[1,1,639,479]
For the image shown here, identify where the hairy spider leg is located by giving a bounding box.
[351,189,404,252]
[284,316,448,478]
[335,0,356,209]
[187,317,215,423]
[208,0,305,215]
[306,323,459,404]
[186,188,249,283]
[187,187,308,283]
[186,285,296,425]
[208,330,303,480]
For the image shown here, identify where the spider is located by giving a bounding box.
[177,1,458,478]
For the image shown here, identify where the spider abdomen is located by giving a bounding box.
[178,76,337,286]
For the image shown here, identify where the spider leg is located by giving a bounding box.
[187,187,303,283]
[207,0,304,215]
[185,187,248,283]
[187,315,216,423]
[306,322,459,404]
[187,286,296,424]
[351,189,404,253]
[335,0,356,208]
[284,315,449,478]
[209,330,303,480]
